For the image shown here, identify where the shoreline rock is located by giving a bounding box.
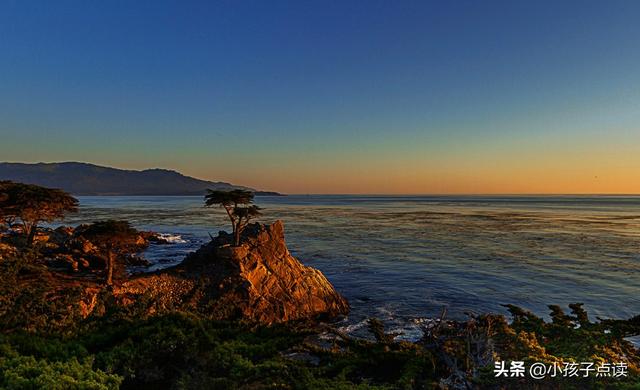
[1,220,349,324]
[113,220,349,323]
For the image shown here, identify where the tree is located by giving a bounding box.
[80,220,140,286]
[0,181,78,246]
[0,181,9,230]
[232,204,262,244]
[204,189,262,246]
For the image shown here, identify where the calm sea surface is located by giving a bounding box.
[62,195,640,340]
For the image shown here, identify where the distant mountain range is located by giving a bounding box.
[0,162,281,196]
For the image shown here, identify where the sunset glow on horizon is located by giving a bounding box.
[1,1,639,194]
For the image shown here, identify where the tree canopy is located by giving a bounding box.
[0,181,78,245]
[204,190,262,246]
[204,189,254,209]
[80,220,140,285]
[80,220,140,248]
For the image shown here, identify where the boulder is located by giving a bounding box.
[46,253,94,272]
[125,254,151,267]
[77,237,98,255]
[113,221,349,323]
[49,226,74,246]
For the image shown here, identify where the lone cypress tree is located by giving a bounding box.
[204,189,262,246]
[80,220,140,286]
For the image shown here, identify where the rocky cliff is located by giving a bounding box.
[113,221,349,323]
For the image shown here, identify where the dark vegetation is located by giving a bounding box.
[1,267,638,390]
[78,221,141,286]
[1,182,639,389]
[0,181,78,246]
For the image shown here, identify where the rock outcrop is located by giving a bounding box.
[1,220,348,325]
[113,221,349,323]
[35,225,152,274]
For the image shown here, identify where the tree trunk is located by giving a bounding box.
[224,205,237,244]
[234,228,240,246]
[106,251,114,286]
[25,223,36,247]
[231,220,237,243]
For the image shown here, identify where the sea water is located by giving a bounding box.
[62,195,640,340]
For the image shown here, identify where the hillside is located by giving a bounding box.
[0,162,280,196]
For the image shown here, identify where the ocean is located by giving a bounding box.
[62,195,640,340]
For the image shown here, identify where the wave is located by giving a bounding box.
[155,233,188,244]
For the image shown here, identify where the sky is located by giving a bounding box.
[1,0,639,194]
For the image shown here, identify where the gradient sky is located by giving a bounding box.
[1,1,639,194]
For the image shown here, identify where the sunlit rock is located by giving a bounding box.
[113,220,349,323]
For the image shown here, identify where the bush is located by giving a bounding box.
[0,343,121,390]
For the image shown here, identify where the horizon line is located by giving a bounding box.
[5,161,640,197]
[74,193,640,197]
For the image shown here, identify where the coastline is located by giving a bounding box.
[64,194,640,324]
[1,217,639,388]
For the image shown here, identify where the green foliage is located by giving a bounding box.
[472,304,640,389]
[1,254,638,389]
[0,309,439,389]
[0,303,638,389]
[0,342,121,390]
[0,253,85,334]
[312,330,437,388]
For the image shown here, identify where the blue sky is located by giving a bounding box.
[1,1,639,193]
